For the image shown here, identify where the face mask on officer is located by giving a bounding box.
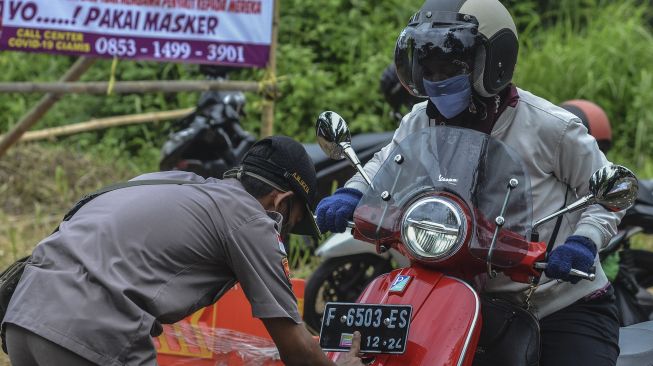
[278,197,294,239]
[273,192,303,240]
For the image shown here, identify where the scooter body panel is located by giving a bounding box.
[328,266,481,366]
[617,320,653,365]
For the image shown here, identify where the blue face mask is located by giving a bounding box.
[423,74,472,119]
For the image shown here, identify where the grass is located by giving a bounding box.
[515,1,653,172]
[0,143,140,267]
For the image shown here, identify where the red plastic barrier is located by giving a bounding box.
[155,279,305,366]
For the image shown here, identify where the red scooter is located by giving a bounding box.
[313,111,645,365]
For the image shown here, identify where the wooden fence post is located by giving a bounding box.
[260,0,280,137]
[1,108,195,142]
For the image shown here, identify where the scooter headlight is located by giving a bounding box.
[401,196,467,262]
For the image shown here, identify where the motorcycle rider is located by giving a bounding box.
[317,1,623,365]
[2,136,364,366]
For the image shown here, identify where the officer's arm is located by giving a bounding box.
[262,317,362,366]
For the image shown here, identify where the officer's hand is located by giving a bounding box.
[335,331,364,365]
[316,188,363,233]
[545,235,597,284]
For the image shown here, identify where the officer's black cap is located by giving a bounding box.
[240,136,320,238]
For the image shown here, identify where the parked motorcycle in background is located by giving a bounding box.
[314,111,653,366]
[159,65,256,179]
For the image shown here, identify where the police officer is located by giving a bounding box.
[2,136,363,366]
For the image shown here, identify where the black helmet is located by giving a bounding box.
[379,63,423,121]
[395,0,519,98]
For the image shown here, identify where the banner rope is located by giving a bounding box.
[107,56,119,95]
[258,68,286,100]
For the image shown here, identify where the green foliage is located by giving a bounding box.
[2,2,653,266]
[0,0,423,168]
[1,0,652,169]
[602,251,620,282]
[514,1,653,174]
[234,0,423,140]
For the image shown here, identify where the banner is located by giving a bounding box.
[0,0,274,67]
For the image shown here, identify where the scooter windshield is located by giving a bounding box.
[354,126,533,268]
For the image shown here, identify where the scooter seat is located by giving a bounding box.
[617,320,653,366]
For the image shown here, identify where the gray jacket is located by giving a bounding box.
[346,88,623,318]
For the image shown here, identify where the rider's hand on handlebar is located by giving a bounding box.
[316,188,362,233]
[545,235,597,284]
[335,331,364,365]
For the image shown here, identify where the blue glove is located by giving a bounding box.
[316,188,363,233]
[545,235,597,284]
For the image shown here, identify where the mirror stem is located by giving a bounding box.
[533,194,595,230]
[342,143,374,189]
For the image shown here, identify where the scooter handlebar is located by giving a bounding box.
[533,262,596,281]
[312,215,356,230]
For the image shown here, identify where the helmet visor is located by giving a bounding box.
[395,13,482,97]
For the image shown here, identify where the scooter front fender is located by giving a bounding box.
[329,266,482,366]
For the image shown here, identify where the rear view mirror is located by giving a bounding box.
[316,111,352,160]
[589,165,638,212]
[534,164,638,229]
[315,111,373,187]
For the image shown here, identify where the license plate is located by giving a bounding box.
[319,302,412,354]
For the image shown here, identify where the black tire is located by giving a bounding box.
[303,254,393,333]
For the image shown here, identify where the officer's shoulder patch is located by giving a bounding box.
[277,235,287,255]
[281,257,291,282]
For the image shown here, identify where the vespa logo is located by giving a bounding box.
[438,174,458,185]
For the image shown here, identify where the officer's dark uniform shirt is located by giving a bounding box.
[2,171,300,366]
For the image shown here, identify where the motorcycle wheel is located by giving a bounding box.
[303,254,393,333]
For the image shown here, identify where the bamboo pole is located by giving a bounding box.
[1,108,194,143]
[0,57,96,159]
[260,0,280,137]
[0,80,260,94]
